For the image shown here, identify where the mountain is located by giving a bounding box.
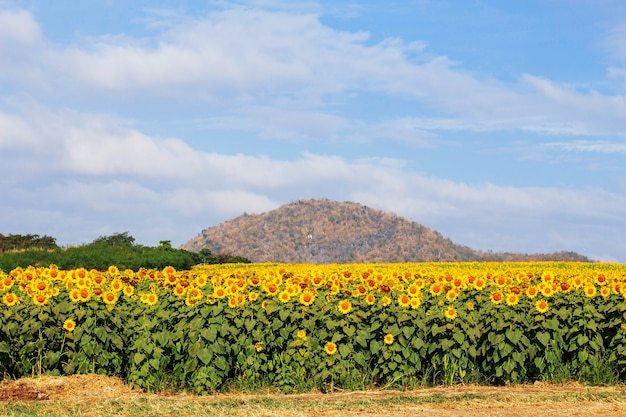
[181,198,590,263]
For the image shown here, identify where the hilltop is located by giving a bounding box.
[181,199,590,263]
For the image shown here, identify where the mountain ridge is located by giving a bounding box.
[181,198,590,263]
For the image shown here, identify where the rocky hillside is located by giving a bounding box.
[181,199,590,263]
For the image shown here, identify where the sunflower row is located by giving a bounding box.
[2,262,625,313]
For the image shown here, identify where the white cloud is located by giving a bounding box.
[0,9,41,44]
[545,140,626,154]
[2,5,625,140]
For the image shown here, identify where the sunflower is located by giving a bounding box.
[165,274,178,287]
[364,293,376,305]
[596,273,608,286]
[429,283,443,297]
[397,294,411,308]
[584,285,597,298]
[2,276,14,290]
[228,297,238,308]
[110,279,124,293]
[445,289,458,302]
[195,275,208,288]
[505,293,519,306]
[78,289,91,302]
[540,285,554,297]
[173,285,186,297]
[188,287,203,300]
[381,295,392,306]
[535,299,549,313]
[213,287,226,299]
[144,293,158,306]
[299,291,315,306]
[278,291,291,303]
[34,280,48,292]
[2,292,18,307]
[409,297,421,309]
[473,278,486,290]
[265,283,280,296]
[69,289,81,303]
[108,265,119,275]
[297,329,307,339]
[490,291,503,305]
[324,341,338,355]
[33,294,48,306]
[338,299,352,314]
[254,341,263,352]
[248,291,260,302]
[467,302,475,311]
[407,284,420,297]
[384,334,394,345]
[526,286,539,298]
[444,306,457,320]
[102,291,117,305]
[541,271,554,283]
[63,318,76,332]
[600,286,611,298]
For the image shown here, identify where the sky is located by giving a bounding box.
[1,0,626,262]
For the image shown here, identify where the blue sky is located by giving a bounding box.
[1,0,625,262]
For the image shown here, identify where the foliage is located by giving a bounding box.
[0,262,624,393]
[0,233,250,272]
[0,234,58,252]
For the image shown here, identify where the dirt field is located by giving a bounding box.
[1,375,626,417]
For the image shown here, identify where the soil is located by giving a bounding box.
[1,375,626,416]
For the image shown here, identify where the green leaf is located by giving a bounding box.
[197,347,213,365]
[452,331,465,345]
[134,352,145,365]
[214,355,228,371]
[343,325,355,337]
[536,332,551,347]
[339,343,352,358]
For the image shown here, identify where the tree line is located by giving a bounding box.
[0,232,250,272]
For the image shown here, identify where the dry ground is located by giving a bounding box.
[1,375,626,417]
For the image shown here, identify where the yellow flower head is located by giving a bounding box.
[324,341,338,355]
[525,286,539,298]
[297,329,307,339]
[505,293,519,306]
[397,294,411,308]
[338,299,352,314]
[143,293,158,306]
[33,294,48,306]
[490,291,503,305]
[384,333,394,345]
[584,285,597,298]
[63,318,76,332]
[445,289,458,302]
[299,291,315,306]
[254,341,263,352]
[102,291,117,305]
[444,306,457,320]
[535,299,549,313]
[2,293,18,307]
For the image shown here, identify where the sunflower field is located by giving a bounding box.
[1,262,626,393]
